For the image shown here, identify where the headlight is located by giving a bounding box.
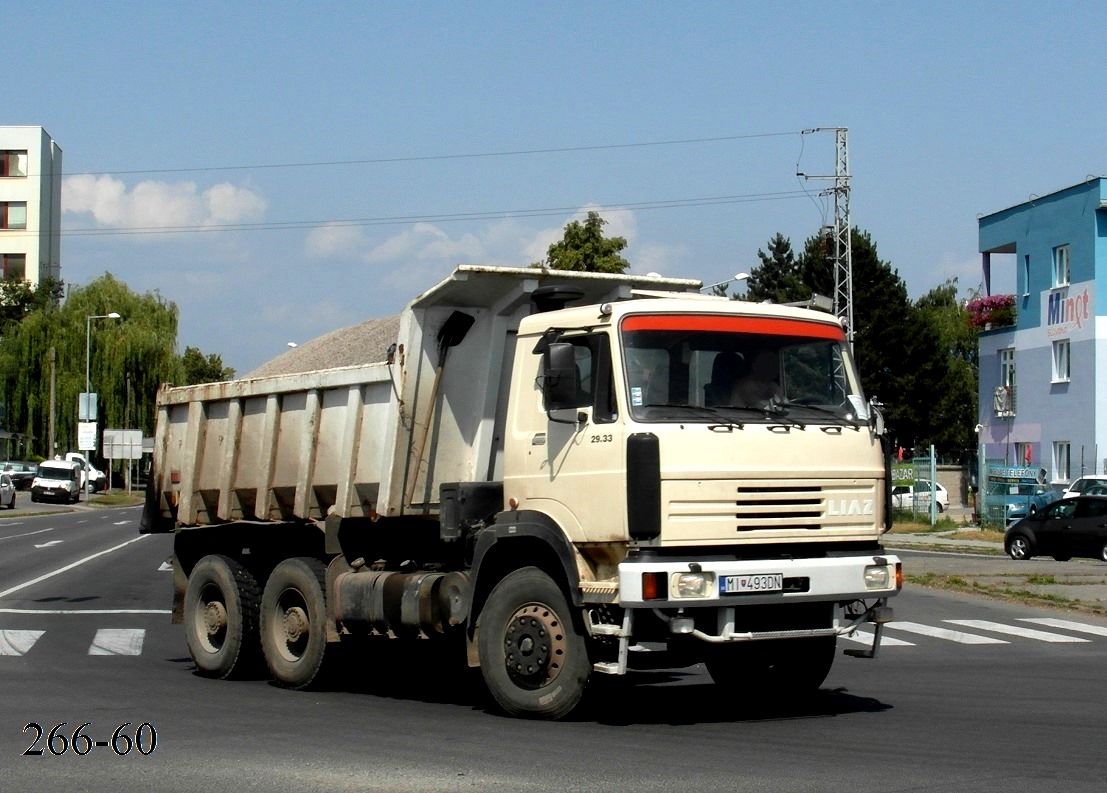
[864,564,891,590]
[672,572,715,599]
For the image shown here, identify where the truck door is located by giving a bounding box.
[513,332,627,543]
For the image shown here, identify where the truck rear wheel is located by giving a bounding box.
[260,557,329,689]
[706,636,836,696]
[184,554,262,679]
[477,567,589,719]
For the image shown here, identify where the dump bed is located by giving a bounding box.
[148,265,699,528]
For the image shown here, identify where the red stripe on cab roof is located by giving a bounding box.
[620,314,844,339]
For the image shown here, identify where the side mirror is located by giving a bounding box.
[542,342,579,411]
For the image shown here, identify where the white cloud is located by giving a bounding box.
[305,223,366,258]
[63,174,267,231]
[363,222,483,264]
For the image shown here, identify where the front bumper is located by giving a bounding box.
[617,552,901,607]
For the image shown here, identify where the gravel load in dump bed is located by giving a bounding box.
[244,315,402,378]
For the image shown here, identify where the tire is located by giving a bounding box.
[1006,534,1033,561]
[477,567,590,719]
[184,554,262,679]
[260,557,330,689]
[936,503,944,514]
[8,494,14,509]
[706,636,836,697]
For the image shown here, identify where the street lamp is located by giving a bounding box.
[700,272,750,293]
[83,312,121,498]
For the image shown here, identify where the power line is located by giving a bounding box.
[55,189,813,238]
[64,131,806,177]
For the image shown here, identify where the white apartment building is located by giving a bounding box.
[0,126,62,285]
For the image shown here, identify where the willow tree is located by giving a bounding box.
[0,273,181,458]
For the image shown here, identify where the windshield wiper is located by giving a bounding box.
[778,399,861,427]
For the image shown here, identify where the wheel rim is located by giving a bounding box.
[195,583,229,653]
[502,602,567,690]
[1009,537,1029,560]
[272,588,312,663]
[1101,542,1107,563]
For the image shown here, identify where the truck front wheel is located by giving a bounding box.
[477,567,590,719]
[184,554,262,679]
[260,557,329,689]
[706,636,836,696]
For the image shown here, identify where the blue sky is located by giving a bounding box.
[9,2,1106,373]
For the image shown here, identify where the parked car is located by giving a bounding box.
[891,479,950,512]
[1061,475,1107,499]
[30,460,82,504]
[1005,495,1107,561]
[985,479,1059,525]
[0,461,38,490]
[0,473,15,509]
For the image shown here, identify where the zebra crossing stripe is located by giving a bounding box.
[0,629,44,656]
[88,628,145,656]
[1020,618,1107,638]
[885,621,1008,644]
[945,620,1090,643]
[844,630,914,647]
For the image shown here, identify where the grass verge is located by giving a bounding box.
[906,572,1106,616]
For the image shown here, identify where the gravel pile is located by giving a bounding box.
[244,315,402,379]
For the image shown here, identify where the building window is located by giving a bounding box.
[1052,339,1071,382]
[1054,441,1071,482]
[0,150,28,178]
[1000,348,1015,387]
[1053,245,1070,287]
[0,202,27,230]
[1015,442,1033,467]
[1022,255,1030,296]
[0,253,25,280]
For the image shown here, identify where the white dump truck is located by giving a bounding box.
[142,265,900,719]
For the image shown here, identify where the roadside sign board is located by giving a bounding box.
[77,422,98,451]
[103,429,143,460]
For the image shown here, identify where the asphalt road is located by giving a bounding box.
[2,509,1106,792]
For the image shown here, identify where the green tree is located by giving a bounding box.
[0,273,181,457]
[181,346,235,384]
[0,275,63,330]
[745,233,807,304]
[533,211,629,273]
[794,228,919,450]
[910,279,978,457]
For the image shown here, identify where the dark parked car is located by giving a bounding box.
[1,461,38,490]
[1005,495,1107,562]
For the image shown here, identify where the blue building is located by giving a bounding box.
[978,177,1105,486]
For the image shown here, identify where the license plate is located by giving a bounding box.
[720,574,783,594]
[43,489,55,496]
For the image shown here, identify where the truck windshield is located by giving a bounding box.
[620,313,865,424]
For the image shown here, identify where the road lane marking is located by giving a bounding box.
[0,608,171,615]
[1020,617,1107,637]
[0,534,150,599]
[886,621,1008,644]
[158,561,173,572]
[34,540,63,548]
[0,629,44,655]
[844,630,914,646]
[113,521,131,526]
[945,619,1090,643]
[89,628,145,656]
[0,527,54,541]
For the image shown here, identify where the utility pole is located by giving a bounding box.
[798,128,853,344]
[48,346,56,456]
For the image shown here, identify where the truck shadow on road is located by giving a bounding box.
[297,640,893,724]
